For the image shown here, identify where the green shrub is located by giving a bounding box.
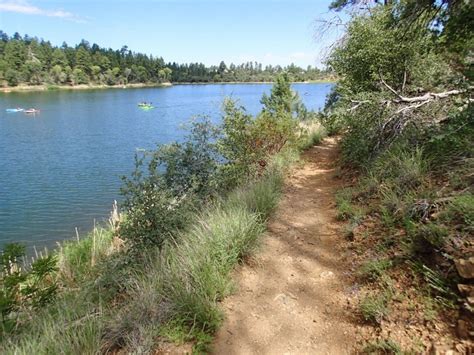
[359,258,393,282]
[120,171,194,251]
[159,117,220,199]
[335,189,354,220]
[409,262,457,306]
[362,338,402,354]
[359,291,390,324]
[409,222,449,253]
[442,194,474,228]
[0,244,58,337]
[371,148,427,194]
[217,99,260,189]
[299,123,327,150]
[424,104,474,170]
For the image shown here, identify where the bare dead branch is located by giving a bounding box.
[348,99,371,112]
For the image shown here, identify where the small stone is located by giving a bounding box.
[458,284,474,297]
[455,257,474,279]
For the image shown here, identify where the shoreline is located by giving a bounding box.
[1,82,172,93]
[173,79,336,85]
[1,79,336,93]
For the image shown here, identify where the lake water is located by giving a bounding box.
[0,83,333,251]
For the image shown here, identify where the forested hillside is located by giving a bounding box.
[0,31,331,87]
[322,0,473,350]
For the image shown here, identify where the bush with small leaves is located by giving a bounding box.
[0,243,58,337]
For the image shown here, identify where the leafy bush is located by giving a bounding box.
[261,72,303,117]
[0,243,58,337]
[160,117,220,199]
[424,103,474,170]
[217,99,260,189]
[120,117,220,251]
[120,175,194,251]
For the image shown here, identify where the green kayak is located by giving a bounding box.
[138,102,154,109]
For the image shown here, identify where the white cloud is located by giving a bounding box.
[0,0,84,22]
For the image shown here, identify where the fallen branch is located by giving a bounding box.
[379,76,472,103]
[395,99,433,114]
[348,99,371,112]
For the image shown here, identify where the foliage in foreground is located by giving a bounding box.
[326,0,473,350]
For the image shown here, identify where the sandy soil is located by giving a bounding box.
[212,137,357,355]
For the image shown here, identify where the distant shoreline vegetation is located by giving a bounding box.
[1,80,336,93]
[0,31,335,89]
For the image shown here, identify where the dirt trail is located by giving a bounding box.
[212,138,357,354]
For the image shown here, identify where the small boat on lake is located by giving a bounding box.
[138,102,154,110]
[24,108,40,114]
[6,108,24,113]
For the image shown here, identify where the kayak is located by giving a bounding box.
[139,105,154,110]
[6,108,24,113]
[24,109,40,114]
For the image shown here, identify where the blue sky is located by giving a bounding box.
[0,0,347,67]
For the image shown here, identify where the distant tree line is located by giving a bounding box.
[0,31,333,87]
[167,61,330,83]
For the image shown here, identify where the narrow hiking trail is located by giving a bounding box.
[212,137,357,354]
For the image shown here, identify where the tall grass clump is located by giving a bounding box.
[298,121,327,150]
[57,226,116,285]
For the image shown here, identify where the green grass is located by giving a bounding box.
[442,194,474,228]
[57,226,115,285]
[359,291,391,325]
[0,223,121,354]
[46,85,60,91]
[335,188,359,221]
[299,124,327,150]
[359,258,393,282]
[1,289,106,354]
[362,338,402,354]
